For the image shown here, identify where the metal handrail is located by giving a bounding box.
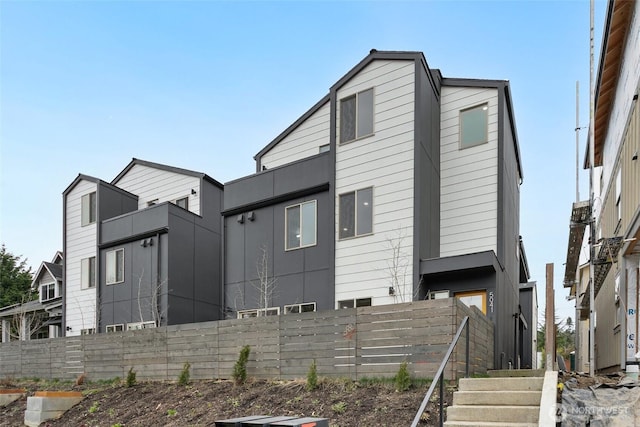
[410,315,470,427]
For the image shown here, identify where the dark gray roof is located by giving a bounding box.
[112,158,223,189]
[44,262,62,281]
[0,299,43,317]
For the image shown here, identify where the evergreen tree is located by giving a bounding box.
[0,244,34,307]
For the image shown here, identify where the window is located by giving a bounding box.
[460,104,488,149]
[81,192,96,226]
[339,187,373,239]
[615,168,622,224]
[80,328,95,335]
[455,290,487,314]
[237,307,280,319]
[81,257,96,289]
[340,88,374,143]
[285,200,317,250]
[319,144,330,153]
[106,248,124,285]
[126,321,156,330]
[338,298,372,309]
[428,290,450,300]
[175,197,189,210]
[40,283,57,302]
[284,302,316,314]
[106,324,124,333]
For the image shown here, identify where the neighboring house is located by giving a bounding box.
[564,0,640,373]
[223,49,527,368]
[0,252,63,342]
[62,158,224,335]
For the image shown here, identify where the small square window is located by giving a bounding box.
[460,104,488,149]
[340,88,374,144]
[81,192,97,226]
[175,197,189,210]
[106,248,125,285]
[319,144,330,153]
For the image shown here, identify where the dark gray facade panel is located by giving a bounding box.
[194,300,219,323]
[201,180,224,233]
[243,208,275,282]
[225,220,246,285]
[303,269,333,310]
[166,294,194,325]
[98,183,138,222]
[224,153,330,213]
[194,228,220,307]
[167,214,196,300]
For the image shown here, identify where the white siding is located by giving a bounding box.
[114,164,201,214]
[440,86,499,257]
[335,60,416,306]
[39,270,54,286]
[64,179,97,335]
[261,101,331,169]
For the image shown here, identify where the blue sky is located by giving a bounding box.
[0,0,606,323]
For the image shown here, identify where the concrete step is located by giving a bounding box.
[488,369,545,378]
[446,405,539,424]
[458,377,543,391]
[452,390,541,406]
[444,422,537,427]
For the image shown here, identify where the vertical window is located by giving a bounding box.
[175,197,189,210]
[460,104,488,149]
[81,257,96,289]
[339,187,373,239]
[81,192,96,226]
[615,168,622,223]
[340,88,374,143]
[285,200,317,250]
[106,248,124,285]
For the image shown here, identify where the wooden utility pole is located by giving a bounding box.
[546,263,555,370]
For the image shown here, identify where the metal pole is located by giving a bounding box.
[439,374,444,426]
[576,80,580,202]
[588,0,596,378]
[465,321,470,377]
[546,263,555,370]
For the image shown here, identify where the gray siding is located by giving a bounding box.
[223,154,332,316]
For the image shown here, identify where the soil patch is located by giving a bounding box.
[0,378,453,426]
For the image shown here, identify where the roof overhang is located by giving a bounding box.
[587,0,636,168]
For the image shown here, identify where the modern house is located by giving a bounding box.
[223,49,529,368]
[0,252,63,342]
[62,158,224,335]
[564,0,640,373]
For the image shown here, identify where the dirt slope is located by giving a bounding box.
[0,379,451,426]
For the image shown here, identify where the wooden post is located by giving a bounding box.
[546,263,555,371]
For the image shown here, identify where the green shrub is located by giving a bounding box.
[306,359,318,391]
[232,345,251,385]
[394,361,411,392]
[126,367,136,388]
[178,362,191,386]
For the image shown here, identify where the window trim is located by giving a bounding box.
[285,200,317,251]
[81,192,97,226]
[339,87,375,144]
[40,282,57,302]
[284,302,317,314]
[338,297,372,309]
[81,256,96,289]
[80,328,96,335]
[339,187,373,240]
[237,307,280,319]
[175,196,189,210]
[106,248,125,285]
[459,103,489,150]
[106,324,124,333]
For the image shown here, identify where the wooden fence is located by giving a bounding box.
[0,298,493,381]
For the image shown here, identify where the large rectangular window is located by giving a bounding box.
[340,88,374,143]
[339,187,373,239]
[460,104,488,149]
[106,248,124,285]
[81,256,96,289]
[81,192,97,226]
[285,200,317,250]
